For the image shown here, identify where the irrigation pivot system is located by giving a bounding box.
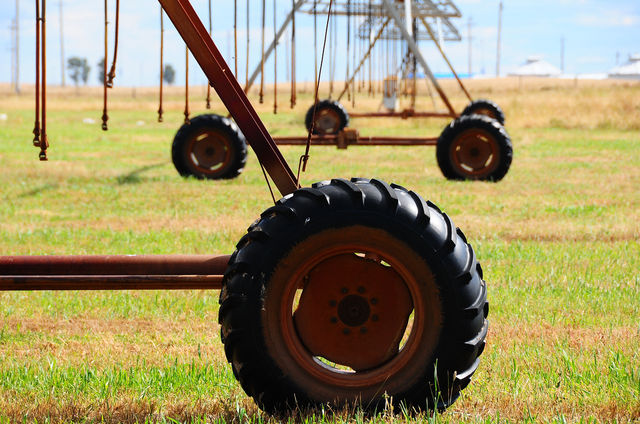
[1,0,488,414]
[170,0,513,182]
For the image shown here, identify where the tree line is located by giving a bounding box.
[66,56,176,86]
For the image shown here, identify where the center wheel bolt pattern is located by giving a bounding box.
[329,288,376,335]
[294,253,413,371]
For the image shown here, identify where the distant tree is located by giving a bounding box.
[67,56,90,86]
[163,64,176,85]
[97,58,105,84]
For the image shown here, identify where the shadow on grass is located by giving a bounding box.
[15,183,59,198]
[116,163,167,185]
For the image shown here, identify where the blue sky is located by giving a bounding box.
[0,0,638,87]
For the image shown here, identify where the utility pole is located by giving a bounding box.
[496,0,503,77]
[467,17,472,77]
[560,36,565,74]
[10,20,15,90]
[60,1,66,86]
[14,0,21,94]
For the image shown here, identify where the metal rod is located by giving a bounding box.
[0,255,229,275]
[274,135,437,146]
[0,255,229,291]
[0,276,222,291]
[349,110,454,118]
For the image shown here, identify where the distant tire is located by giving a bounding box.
[461,99,505,125]
[171,114,247,179]
[219,178,488,413]
[304,99,350,135]
[437,115,513,181]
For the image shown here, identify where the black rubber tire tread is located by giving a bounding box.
[304,99,350,135]
[436,114,513,182]
[171,114,248,179]
[461,99,506,125]
[219,178,488,414]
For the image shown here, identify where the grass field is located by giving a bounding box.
[0,78,639,423]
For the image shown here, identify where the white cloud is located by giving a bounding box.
[575,10,640,27]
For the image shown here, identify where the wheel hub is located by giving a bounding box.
[293,253,413,371]
[452,128,499,177]
[189,131,229,170]
[315,109,340,134]
[337,294,371,327]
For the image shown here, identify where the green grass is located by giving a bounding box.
[0,81,639,423]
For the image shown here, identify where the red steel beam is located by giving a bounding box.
[274,135,438,146]
[158,0,298,196]
[0,275,222,291]
[0,255,229,291]
[351,136,438,146]
[349,111,456,119]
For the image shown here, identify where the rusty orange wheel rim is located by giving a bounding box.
[263,226,441,389]
[314,108,341,135]
[450,128,500,179]
[185,129,233,176]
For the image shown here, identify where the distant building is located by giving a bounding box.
[608,54,640,80]
[508,56,561,77]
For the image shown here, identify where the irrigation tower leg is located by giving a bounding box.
[380,0,456,116]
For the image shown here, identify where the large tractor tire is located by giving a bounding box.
[461,99,506,125]
[219,178,488,413]
[437,115,513,182]
[304,99,350,135]
[171,114,247,179]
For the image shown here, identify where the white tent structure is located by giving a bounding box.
[608,54,640,80]
[509,56,561,77]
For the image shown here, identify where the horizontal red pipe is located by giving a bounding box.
[349,136,438,146]
[349,111,456,119]
[0,275,222,291]
[0,255,230,275]
[0,255,229,291]
[274,136,438,146]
